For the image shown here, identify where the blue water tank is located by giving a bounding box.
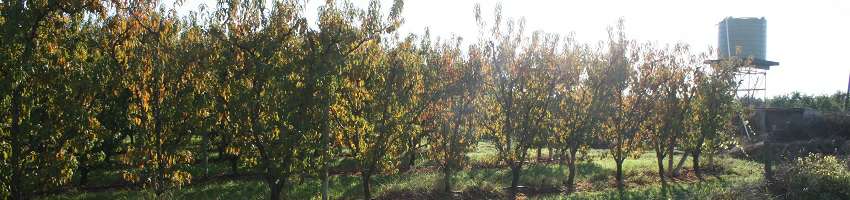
[718,17,767,60]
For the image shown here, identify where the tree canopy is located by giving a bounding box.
[0,1,748,199]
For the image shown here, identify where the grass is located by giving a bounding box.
[39,142,768,200]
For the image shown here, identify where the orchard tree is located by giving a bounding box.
[475,5,560,198]
[593,20,659,198]
[70,18,125,188]
[524,32,563,165]
[422,37,483,193]
[665,53,699,178]
[691,56,740,178]
[0,0,107,198]
[635,43,694,194]
[398,30,435,173]
[180,9,222,178]
[110,2,206,194]
[209,0,316,199]
[640,44,699,187]
[475,5,529,198]
[550,39,594,194]
[301,1,405,199]
[333,33,421,199]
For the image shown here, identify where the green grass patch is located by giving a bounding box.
[40,142,768,200]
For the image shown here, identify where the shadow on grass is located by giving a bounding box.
[534,181,706,200]
[520,162,616,191]
[41,152,764,200]
[177,174,365,200]
[175,180,266,199]
[419,162,618,199]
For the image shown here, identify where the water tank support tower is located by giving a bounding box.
[707,16,779,104]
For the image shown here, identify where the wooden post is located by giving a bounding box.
[761,109,774,184]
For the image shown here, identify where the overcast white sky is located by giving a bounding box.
[182,0,850,97]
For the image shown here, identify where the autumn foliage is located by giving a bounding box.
[0,1,743,199]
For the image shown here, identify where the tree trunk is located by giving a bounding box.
[102,135,118,166]
[217,142,226,160]
[268,180,285,200]
[408,150,416,170]
[557,148,566,168]
[667,135,676,176]
[708,153,715,169]
[322,168,329,200]
[202,131,210,178]
[361,170,372,200]
[655,151,666,185]
[693,133,706,179]
[657,151,669,198]
[10,88,23,200]
[404,143,417,172]
[536,147,542,162]
[443,164,452,193]
[509,163,522,200]
[763,133,774,184]
[565,147,578,194]
[615,159,625,199]
[78,163,90,187]
[129,132,135,146]
[548,147,554,161]
[321,100,331,200]
[693,148,702,179]
[103,142,115,166]
[230,154,239,176]
[672,152,689,177]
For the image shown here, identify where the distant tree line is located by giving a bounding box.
[768,92,849,113]
[0,0,744,199]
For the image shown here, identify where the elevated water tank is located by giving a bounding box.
[718,17,767,60]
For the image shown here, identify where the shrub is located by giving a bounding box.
[776,153,850,199]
